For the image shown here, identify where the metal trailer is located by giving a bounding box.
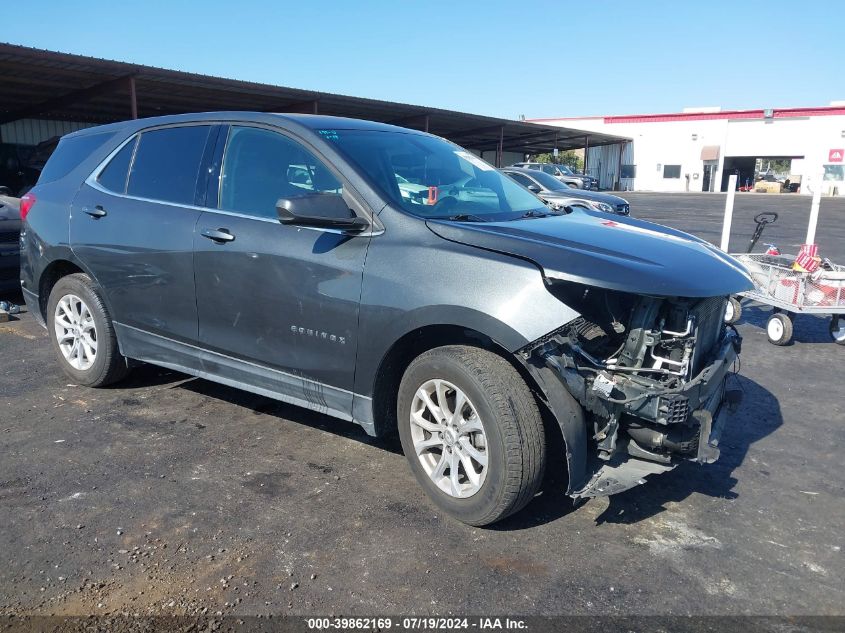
[719,175,845,347]
[726,253,845,345]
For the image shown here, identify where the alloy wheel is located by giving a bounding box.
[409,379,488,498]
[54,294,98,371]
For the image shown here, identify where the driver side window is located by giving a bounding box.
[220,126,342,219]
[508,173,534,188]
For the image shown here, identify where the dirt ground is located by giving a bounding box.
[1,193,843,618]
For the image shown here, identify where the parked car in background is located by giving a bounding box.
[556,163,599,190]
[21,112,751,526]
[0,137,60,197]
[502,167,630,215]
[510,161,597,190]
[0,192,21,294]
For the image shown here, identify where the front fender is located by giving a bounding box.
[524,361,588,493]
[353,223,580,399]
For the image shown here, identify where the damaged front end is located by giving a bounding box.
[522,282,743,498]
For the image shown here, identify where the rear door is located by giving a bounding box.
[193,124,370,416]
[70,124,218,346]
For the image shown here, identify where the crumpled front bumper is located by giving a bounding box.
[544,329,742,499]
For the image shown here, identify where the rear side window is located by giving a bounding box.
[97,137,137,194]
[127,126,212,205]
[38,132,112,184]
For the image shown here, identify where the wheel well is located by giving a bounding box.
[370,325,562,449]
[38,260,84,320]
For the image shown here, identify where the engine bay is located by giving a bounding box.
[523,281,739,489]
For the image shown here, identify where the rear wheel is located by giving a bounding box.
[830,316,845,345]
[397,346,546,526]
[766,312,793,346]
[47,273,129,386]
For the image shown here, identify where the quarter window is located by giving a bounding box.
[127,126,212,205]
[97,137,137,194]
[38,132,113,184]
[220,126,342,219]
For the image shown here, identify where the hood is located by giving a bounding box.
[426,209,754,297]
[544,188,626,205]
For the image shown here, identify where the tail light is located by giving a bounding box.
[20,193,36,221]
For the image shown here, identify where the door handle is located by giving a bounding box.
[84,205,107,218]
[201,228,235,243]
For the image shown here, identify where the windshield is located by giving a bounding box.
[525,169,571,192]
[319,129,547,220]
[557,164,575,175]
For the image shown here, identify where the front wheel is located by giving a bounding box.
[397,346,546,526]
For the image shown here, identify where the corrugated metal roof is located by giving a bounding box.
[0,42,628,154]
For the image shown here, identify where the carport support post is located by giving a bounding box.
[128,76,138,119]
[496,126,504,168]
[805,182,822,245]
[583,135,590,174]
[720,174,738,251]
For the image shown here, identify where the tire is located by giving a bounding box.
[766,312,793,346]
[46,273,129,387]
[830,316,845,345]
[725,297,742,324]
[397,345,546,526]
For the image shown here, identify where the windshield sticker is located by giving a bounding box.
[454,150,495,171]
[599,219,688,242]
[317,130,339,141]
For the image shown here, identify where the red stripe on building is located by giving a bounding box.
[529,105,845,125]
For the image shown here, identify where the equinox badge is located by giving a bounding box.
[291,325,346,345]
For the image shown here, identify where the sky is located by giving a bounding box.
[4,0,844,120]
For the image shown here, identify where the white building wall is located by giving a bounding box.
[541,111,845,196]
[576,117,730,192]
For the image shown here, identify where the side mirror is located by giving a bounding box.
[276,193,369,233]
[527,184,542,194]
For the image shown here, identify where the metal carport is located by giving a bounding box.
[0,42,628,166]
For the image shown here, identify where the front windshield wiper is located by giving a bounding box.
[520,209,549,218]
[450,213,488,222]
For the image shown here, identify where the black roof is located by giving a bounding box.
[0,43,629,155]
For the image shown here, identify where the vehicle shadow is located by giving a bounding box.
[592,372,782,525]
[113,361,782,530]
[177,377,404,455]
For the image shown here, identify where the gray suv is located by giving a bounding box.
[510,162,597,189]
[19,113,752,525]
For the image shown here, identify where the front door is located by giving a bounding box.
[70,124,217,344]
[702,163,715,192]
[193,125,370,418]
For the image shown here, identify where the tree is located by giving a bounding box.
[755,158,791,176]
[531,150,584,172]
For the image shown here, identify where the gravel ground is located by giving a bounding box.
[0,193,843,618]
